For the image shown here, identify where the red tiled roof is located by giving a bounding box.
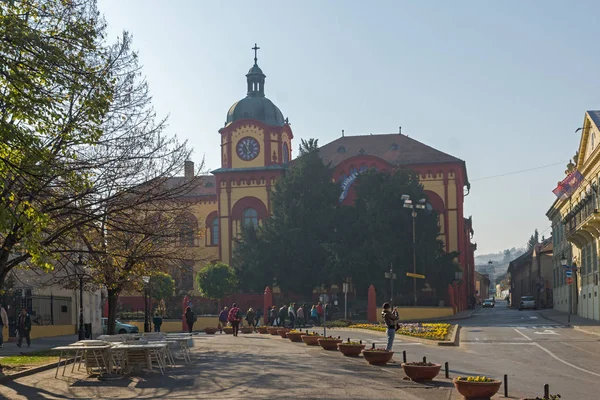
[318,133,463,168]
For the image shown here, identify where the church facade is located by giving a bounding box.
[172,52,476,309]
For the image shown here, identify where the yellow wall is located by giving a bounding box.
[123,316,220,332]
[376,307,455,322]
[230,125,266,169]
[30,325,76,339]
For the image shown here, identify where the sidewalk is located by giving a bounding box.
[0,332,469,399]
[0,335,78,357]
[538,308,600,336]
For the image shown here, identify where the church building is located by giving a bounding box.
[167,48,476,310]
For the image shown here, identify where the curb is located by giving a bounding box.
[537,311,600,337]
[438,324,460,347]
[0,358,75,383]
[332,324,460,347]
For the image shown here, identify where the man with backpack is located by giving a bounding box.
[227,303,242,337]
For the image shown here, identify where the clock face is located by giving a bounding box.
[282,142,289,163]
[236,137,260,161]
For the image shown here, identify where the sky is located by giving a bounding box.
[97,0,600,255]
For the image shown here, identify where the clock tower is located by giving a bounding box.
[212,44,293,264]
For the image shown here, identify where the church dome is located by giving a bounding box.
[226,97,285,127]
[225,44,286,127]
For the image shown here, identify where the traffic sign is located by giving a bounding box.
[565,270,572,278]
[567,277,574,285]
[406,272,426,279]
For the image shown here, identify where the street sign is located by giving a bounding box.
[567,277,574,285]
[565,270,572,278]
[406,272,426,279]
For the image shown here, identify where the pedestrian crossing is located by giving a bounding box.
[468,324,565,329]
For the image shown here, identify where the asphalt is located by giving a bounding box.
[2,303,600,399]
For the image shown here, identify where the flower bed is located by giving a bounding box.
[257,326,269,334]
[453,376,502,399]
[337,340,365,357]
[351,323,451,341]
[286,331,304,342]
[362,348,394,365]
[317,336,342,350]
[204,327,218,335]
[267,327,280,335]
[301,333,322,346]
[401,361,441,382]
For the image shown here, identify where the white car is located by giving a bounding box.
[519,296,536,310]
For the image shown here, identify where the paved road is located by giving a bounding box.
[329,301,600,399]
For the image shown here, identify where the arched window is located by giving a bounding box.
[176,213,197,247]
[211,218,219,245]
[242,208,258,228]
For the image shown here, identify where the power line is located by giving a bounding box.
[471,161,568,182]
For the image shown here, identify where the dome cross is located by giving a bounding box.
[252,43,260,65]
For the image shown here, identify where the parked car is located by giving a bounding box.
[101,318,140,334]
[482,299,494,308]
[518,295,536,311]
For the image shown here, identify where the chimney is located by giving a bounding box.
[184,160,194,180]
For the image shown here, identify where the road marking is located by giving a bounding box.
[466,342,535,345]
[529,316,538,319]
[513,328,533,341]
[534,330,559,335]
[533,343,600,377]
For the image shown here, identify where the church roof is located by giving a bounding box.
[318,133,464,167]
[163,175,217,198]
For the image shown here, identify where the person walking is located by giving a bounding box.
[0,303,8,348]
[152,313,163,332]
[288,303,297,329]
[269,306,277,326]
[185,307,195,334]
[255,308,263,327]
[302,303,309,327]
[228,303,241,336]
[310,305,319,326]
[17,308,31,348]
[218,306,229,333]
[278,305,287,327]
[381,302,399,353]
[296,305,304,328]
[316,302,324,325]
[245,308,255,331]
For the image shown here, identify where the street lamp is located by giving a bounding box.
[560,254,572,326]
[384,265,396,306]
[142,276,150,333]
[75,255,88,341]
[402,194,426,306]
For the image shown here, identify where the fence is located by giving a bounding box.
[5,294,73,337]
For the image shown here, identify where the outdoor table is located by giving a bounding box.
[52,344,111,378]
[161,337,192,364]
[112,343,168,375]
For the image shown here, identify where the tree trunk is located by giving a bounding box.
[107,289,120,335]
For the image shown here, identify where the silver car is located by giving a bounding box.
[519,295,536,310]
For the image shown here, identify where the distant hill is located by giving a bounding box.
[474,247,526,283]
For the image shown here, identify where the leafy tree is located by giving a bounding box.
[232,225,274,293]
[234,139,340,296]
[0,0,113,288]
[150,272,176,301]
[527,229,540,251]
[329,168,451,301]
[196,262,237,301]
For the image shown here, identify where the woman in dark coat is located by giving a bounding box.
[185,307,195,333]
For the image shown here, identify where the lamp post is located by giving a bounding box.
[402,195,426,306]
[142,276,150,333]
[342,281,349,320]
[560,255,572,326]
[75,255,87,341]
[384,264,396,306]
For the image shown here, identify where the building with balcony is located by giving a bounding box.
[547,110,600,320]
